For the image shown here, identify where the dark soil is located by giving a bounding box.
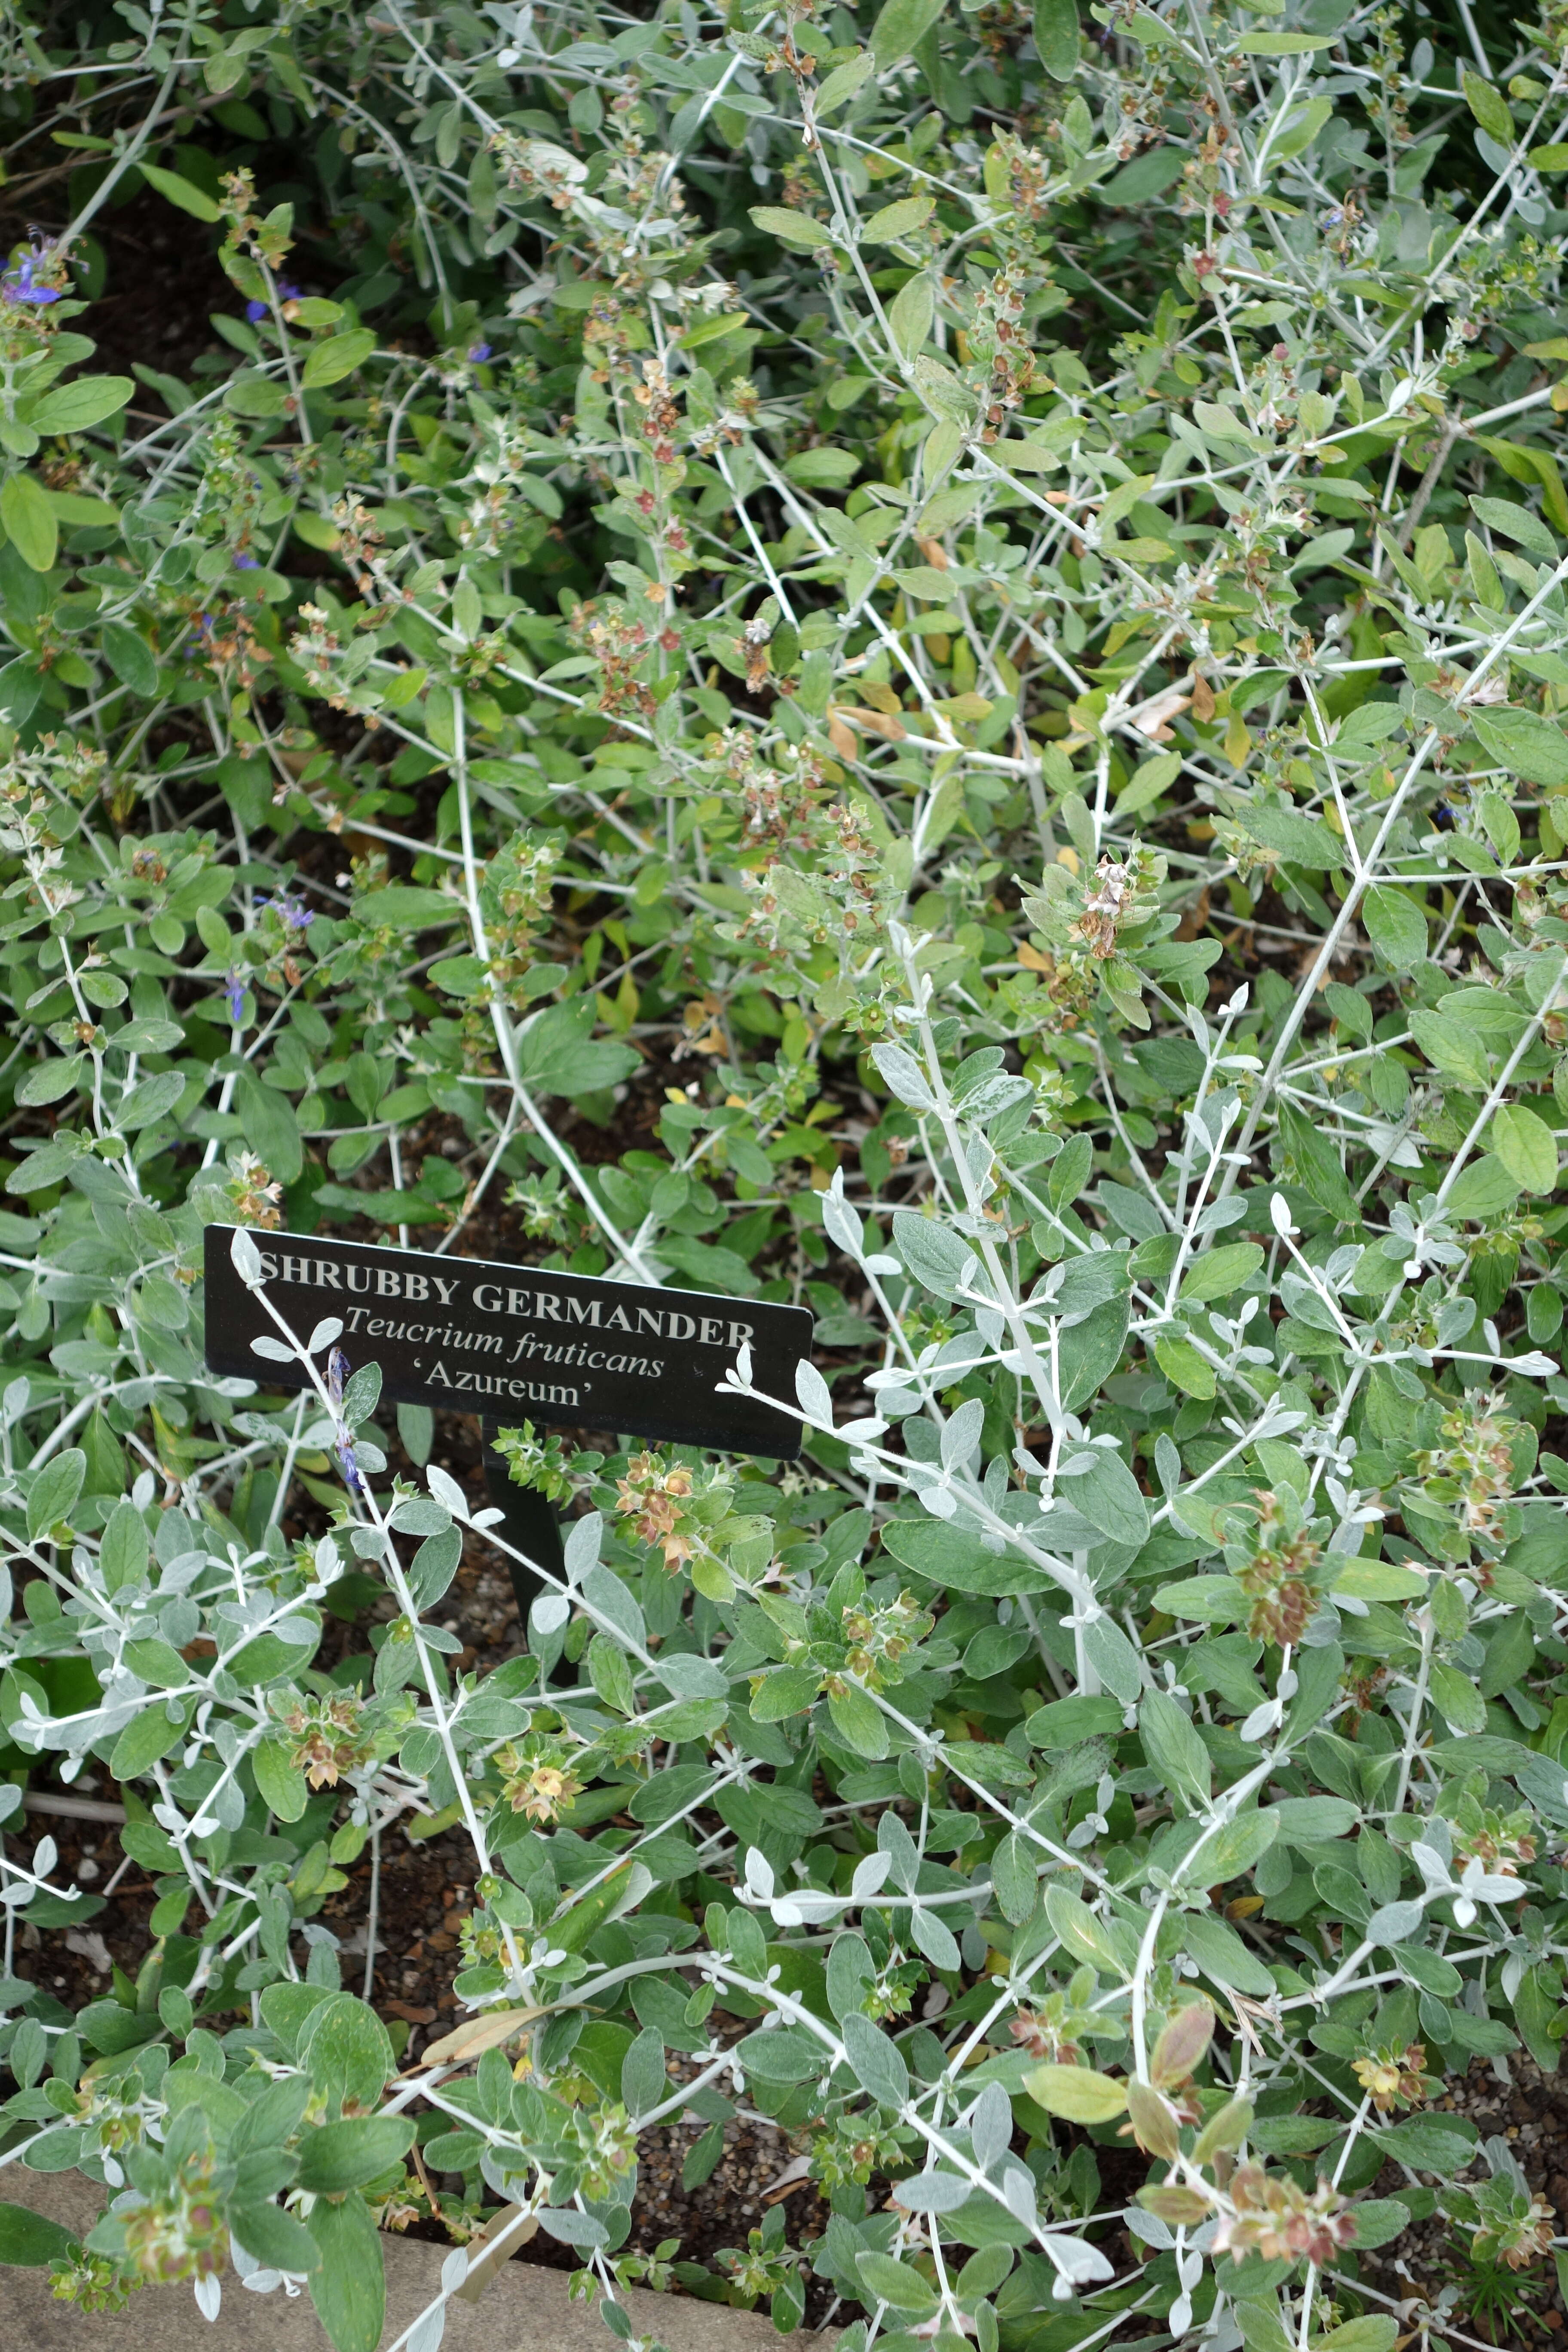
[8,1823,837,2325]
[1358,2053,1568,2346]
[74,190,236,395]
[0,182,233,395]
[23,1675,1568,2347]
[489,2044,838,2323]
[4,1410,527,2021]
[0,1403,843,2317]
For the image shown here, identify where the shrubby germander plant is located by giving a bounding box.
[0,1,1566,2349]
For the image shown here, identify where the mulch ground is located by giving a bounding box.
[8,1404,1568,2340]
[16,1718,1568,2345]
[0,1406,842,2322]
[488,2043,837,2322]
[1357,2052,1568,2346]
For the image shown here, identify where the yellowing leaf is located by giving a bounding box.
[1151,2003,1214,2090]
[0,472,57,573]
[1024,2064,1128,2122]
[1192,2096,1255,2163]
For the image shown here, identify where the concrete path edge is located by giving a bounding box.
[0,2163,835,2350]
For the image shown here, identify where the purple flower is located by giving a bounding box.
[468,342,493,363]
[245,281,300,323]
[224,970,246,1025]
[233,552,260,570]
[3,244,61,306]
[255,890,315,933]
[335,1427,366,1497]
[325,1348,364,1494]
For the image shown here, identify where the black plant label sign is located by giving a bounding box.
[203,1226,813,1459]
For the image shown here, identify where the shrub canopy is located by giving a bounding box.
[0,1,1567,2348]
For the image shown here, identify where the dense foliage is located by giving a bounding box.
[1,1,1568,2350]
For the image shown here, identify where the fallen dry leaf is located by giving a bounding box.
[761,2153,815,2202]
[1130,686,1192,741]
[456,2201,539,2304]
[407,2004,551,2069]
[832,703,906,741]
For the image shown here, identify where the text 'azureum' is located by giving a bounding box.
[205,1227,815,1459]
